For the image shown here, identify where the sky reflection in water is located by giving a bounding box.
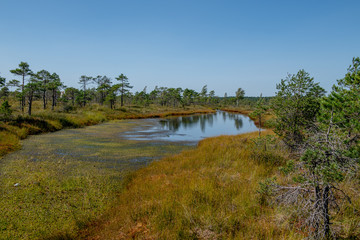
[124,111,259,142]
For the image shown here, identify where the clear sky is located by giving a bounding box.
[1,0,359,96]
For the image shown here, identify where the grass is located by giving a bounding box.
[79,131,302,239]
[0,158,121,239]
[0,119,194,239]
[79,130,360,240]
[1,102,358,239]
[0,102,215,157]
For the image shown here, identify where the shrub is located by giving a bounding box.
[0,100,12,119]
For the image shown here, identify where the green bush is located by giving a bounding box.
[0,100,12,119]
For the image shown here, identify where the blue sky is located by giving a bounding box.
[0,0,359,96]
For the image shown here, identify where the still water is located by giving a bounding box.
[123,111,259,142]
[0,111,259,239]
[1,111,259,169]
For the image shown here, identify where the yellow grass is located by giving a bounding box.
[80,131,302,240]
[2,101,358,239]
[79,128,359,239]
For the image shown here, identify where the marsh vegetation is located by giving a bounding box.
[0,111,260,239]
[0,57,359,240]
[0,119,192,239]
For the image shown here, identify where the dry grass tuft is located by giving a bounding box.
[81,131,302,240]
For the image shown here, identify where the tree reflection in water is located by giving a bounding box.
[226,112,243,130]
[222,111,227,122]
[124,111,258,142]
[159,111,245,132]
[159,113,216,133]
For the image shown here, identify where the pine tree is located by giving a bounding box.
[250,94,268,137]
[271,69,325,150]
[272,59,360,239]
[116,74,132,107]
[235,88,245,106]
[0,100,12,119]
[78,75,92,107]
[10,62,33,113]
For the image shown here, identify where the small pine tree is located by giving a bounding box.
[250,94,268,137]
[0,100,12,119]
[271,69,325,150]
[272,58,360,239]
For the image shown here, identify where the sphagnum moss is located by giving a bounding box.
[0,118,194,240]
[0,105,214,157]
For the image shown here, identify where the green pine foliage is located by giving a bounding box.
[0,100,12,119]
[271,58,360,239]
[271,69,325,149]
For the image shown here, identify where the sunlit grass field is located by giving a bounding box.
[0,119,194,239]
[79,130,300,239]
[1,102,359,239]
[80,130,360,240]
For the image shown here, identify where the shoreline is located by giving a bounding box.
[0,107,265,239]
[220,107,273,128]
[0,107,216,158]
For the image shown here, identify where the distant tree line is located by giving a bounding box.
[0,62,251,116]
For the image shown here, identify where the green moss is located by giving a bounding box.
[0,119,193,239]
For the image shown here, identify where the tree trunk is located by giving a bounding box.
[259,115,262,137]
[83,82,87,107]
[323,185,330,238]
[52,90,56,110]
[314,184,321,238]
[43,90,47,109]
[121,93,124,107]
[28,95,32,115]
[21,74,25,113]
